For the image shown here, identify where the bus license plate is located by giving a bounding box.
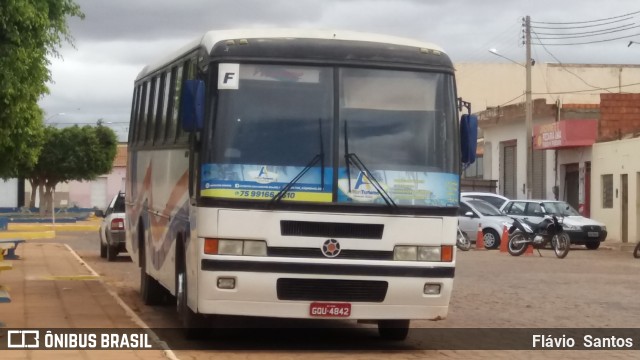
[310,302,351,318]
[588,232,599,237]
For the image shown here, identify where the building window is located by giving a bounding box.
[602,174,613,208]
[463,155,483,179]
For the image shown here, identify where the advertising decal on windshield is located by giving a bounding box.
[201,164,333,202]
[337,169,459,206]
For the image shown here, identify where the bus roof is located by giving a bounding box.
[136,28,446,80]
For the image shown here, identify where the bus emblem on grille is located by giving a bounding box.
[322,239,341,257]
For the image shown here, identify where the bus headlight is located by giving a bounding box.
[243,241,267,256]
[204,238,267,256]
[418,247,441,261]
[218,240,243,255]
[393,245,453,262]
[393,246,418,261]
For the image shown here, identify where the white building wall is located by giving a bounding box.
[456,62,640,203]
[591,138,640,243]
[456,63,640,112]
[0,179,18,207]
[483,122,556,200]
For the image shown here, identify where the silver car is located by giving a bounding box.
[500,200,607,250]
[458,198,513,249]
[96,192,126,261]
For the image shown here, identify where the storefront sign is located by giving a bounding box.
[533,119,597,150]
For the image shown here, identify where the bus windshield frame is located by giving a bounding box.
[201,62,459,208]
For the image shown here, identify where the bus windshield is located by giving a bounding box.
[201,63,459,207]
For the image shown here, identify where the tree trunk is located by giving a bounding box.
[38,180,46,214]
[39,180,59,215]
[28,179,38,208]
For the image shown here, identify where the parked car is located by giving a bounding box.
[95,192,126,261]
[461,192,510,210]
[458,198,513,249]
[499,200,607,250]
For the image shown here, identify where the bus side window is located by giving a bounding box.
[137,82,149,144]
[146,76,160,145]
[156,70,171,144]
[166,64,183,143]
[176,58,195,144]
[153,72,166,145]
[129,85,142,145]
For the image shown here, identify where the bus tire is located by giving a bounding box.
[176,240,208,339]
[140,226,163,305]
[378,320,410,341]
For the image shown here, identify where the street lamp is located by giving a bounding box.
[488,49,525,67]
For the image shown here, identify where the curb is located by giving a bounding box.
[0,230,55,239]
[63,244,180,360]
[8,223,99,232]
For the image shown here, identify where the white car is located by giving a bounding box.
[500,200,607,250]
[95,192,127,261]
[461,192,510,210]
[458,198,513,249]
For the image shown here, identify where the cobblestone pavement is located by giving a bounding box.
[32,234,640,358]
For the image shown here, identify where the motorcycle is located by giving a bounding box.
[456,227,472,251]
[507,215,570,259]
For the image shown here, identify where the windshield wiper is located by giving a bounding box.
[343,121,398,210]
[270,119,325,204]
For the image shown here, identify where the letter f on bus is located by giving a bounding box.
[223,72,235,84]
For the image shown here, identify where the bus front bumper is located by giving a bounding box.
[197,258,454,320]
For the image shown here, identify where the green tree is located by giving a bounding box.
[28,124,118,213]
[0,0,84,178]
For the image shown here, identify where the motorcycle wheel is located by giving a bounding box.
[457,231,471,251]
[553,233,570,259]
[633,242,640,259]
[508,230,529,256]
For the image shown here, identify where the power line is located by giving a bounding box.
[533,31,640,45]
[530,18,634,30]
[531,30,614,93]
[532,23,638,38]
[530,10,640,25]
[534,24,640,40]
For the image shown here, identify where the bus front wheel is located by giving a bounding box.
[176,242,208,338]
[140,227,164,305]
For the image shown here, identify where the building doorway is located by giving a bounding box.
[564,163,579,211]
[501,141,517,199]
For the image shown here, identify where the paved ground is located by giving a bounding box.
[0,241,169,359]
[3,232,640,359]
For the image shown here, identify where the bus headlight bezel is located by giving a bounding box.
[393,245,453,262]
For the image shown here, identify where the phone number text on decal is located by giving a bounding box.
[234,191,296,199]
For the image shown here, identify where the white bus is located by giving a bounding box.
[125,29,475,340]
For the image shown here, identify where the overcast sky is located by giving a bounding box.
[39,0,640,141]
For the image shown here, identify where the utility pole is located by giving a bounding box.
[524,15,533,199]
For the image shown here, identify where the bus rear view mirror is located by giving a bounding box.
[180,79,205,132]
[460,114,478,165]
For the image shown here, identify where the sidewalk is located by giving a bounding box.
[0,242,170,360]
[599,241,636,252]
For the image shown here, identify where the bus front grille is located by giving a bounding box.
[280,220,384,239]
[268,247,393,260]
[276,278,388,302]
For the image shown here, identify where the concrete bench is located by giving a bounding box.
[0,239,24,260]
